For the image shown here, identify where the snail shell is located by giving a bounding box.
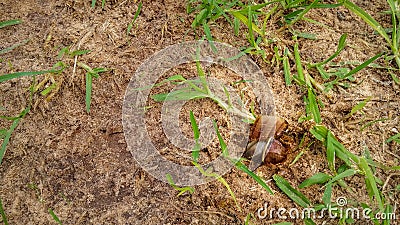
[244,116,288,170]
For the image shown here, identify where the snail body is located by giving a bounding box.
[244,116,288,170]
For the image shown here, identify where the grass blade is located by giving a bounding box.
[386,133,400,144]
[345,96,372,118]
[289,0,320,25]
[127,2,143,35]
[322,183,332,206]
[0,70,53,83]
[326,131,336,172]
[341,1,390,44]
[235,161,274,194]
[0,107,30,165]
[310,125,359,166]
[273,174,311,207]
[326,168,357,186]
[189,111,201,162]
[341,52,383,80]
[247,6,255,46]
[166,174,195,196]
[283,47,292,85]
[310,34,347,67]
[0,19,22,29]
[85,72,92,113]
[233,17,240,36]
[151,89,208,102]
[358,157,384,211]
[189,111,200,140]
[213,120,228,157]
[191,8,208,28]
[229,11,263,35]
[202,22,217,52]
[48,208,62,225]
[0,198,8,225]
[132,74,186,91]
[0,39,29,55]
[294,41,305,83]
[299,173,331,188]
[307,88,321,124]
[70,49,90,57]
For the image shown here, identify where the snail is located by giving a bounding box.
[243,116,288,171]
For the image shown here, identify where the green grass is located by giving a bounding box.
[189,111,201,162]
[213,121,274,194]
[386,133,400,144]
[150,60,255,121]
[0,197,8,225]
[345,96,372,119]
[127,2,143,35]
[1,1,399,224]
[145,5,398,221]
[166,174,195,196]
[0,70,57,83]
[77,62,107,113]
[309,125,397,215]
[0,107,30,165]
[273,174,311,208]
[91,0,106,9]
[188,0,341,60]
[48,208,62,225]
[193,161,242,211]
[0,19,28,55]
[340,0,400,83]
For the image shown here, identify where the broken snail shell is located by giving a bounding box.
[244,116,288,170]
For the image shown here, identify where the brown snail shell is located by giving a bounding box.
[244,116,288,170]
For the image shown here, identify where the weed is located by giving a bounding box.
[0,107,30,165]
[341,0,400,82]
[386,133,400,144]
[193,161,242,211]
[77,62,107,113]
[189,111,201,162]
[309,125,398,215]
[345,96,372,119]
[0,19,28,55]
[212,121,274,194]
[0,70,58,83]
[48,208,62,225]
[166,174,195,196]
[150,60,255,121]
[273,174,311,208]
[91,0,106,9]
[0,197,8,225]
[31,46,108,112]
[127,2,143,35]
[290,34,382,124]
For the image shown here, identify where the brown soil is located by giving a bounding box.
[0,0,399,224]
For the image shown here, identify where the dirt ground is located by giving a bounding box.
[0,0,399,224]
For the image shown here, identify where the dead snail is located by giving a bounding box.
[243,116,289,171]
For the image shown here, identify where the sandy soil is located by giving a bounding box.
[0,0,399,224]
